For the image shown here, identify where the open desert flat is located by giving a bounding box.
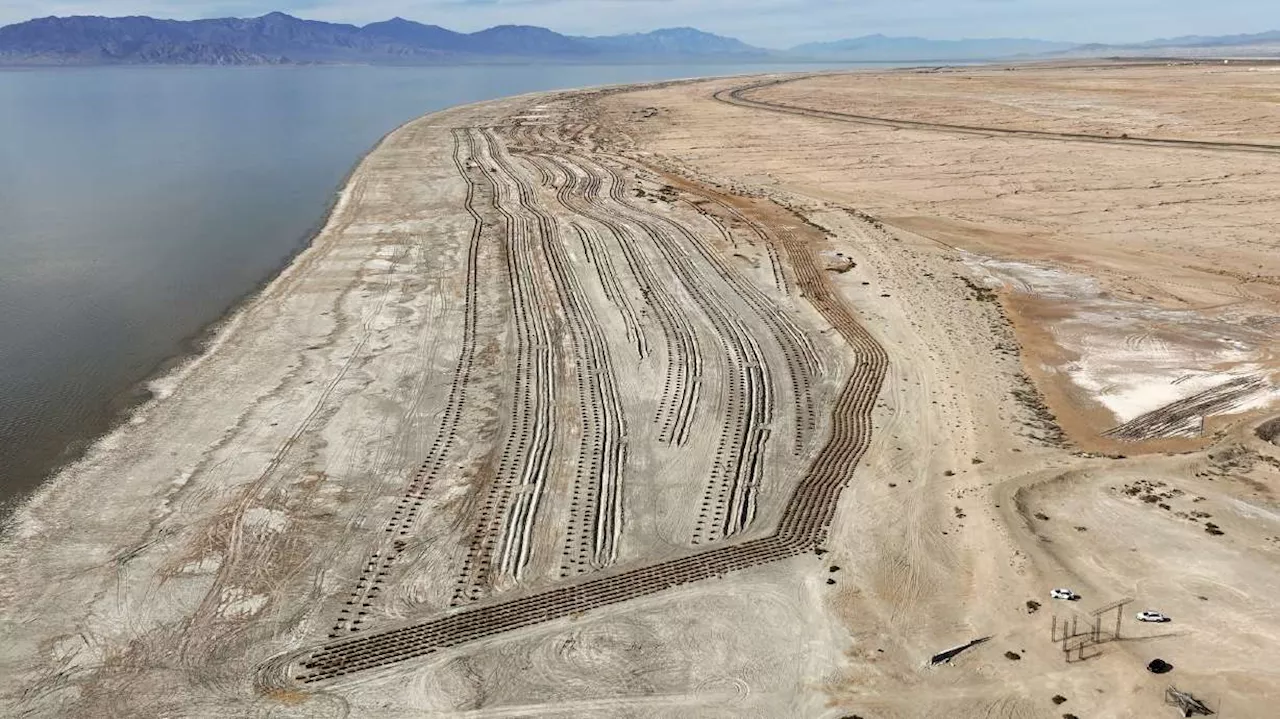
[2,62,1278,718]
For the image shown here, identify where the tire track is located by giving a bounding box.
[452,128,557,604]
[534,152,702,447]
[715,76,1280,156]
[258,129,889,687]
[518,143,630,574]
[333,129,488,634]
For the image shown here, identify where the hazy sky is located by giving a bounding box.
[2,1,1277,47]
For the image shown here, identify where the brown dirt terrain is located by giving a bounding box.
[1,66,1277,718]
[608,64,1280,717]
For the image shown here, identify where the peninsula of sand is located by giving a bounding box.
[2,63,1278,718]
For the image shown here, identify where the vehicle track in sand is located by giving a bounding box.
[452,128,559,604]
[258,105,889,686]
[531,152,703,447]
[716,76,1280,156]
[520,155,630,575]
[329,129,488,637]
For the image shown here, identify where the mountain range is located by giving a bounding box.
[1,12,1278,66]
[791,35,1077,61]
[0,13,765,65]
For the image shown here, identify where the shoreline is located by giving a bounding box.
[3,66,796,525]
[0,121,383,529]
[0,96,424,533]
[0,72,764,533]
[1,62,1277,717]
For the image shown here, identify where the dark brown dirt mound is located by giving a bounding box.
[1257,416,1280,445]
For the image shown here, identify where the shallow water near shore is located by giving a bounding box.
[0,61,889,516]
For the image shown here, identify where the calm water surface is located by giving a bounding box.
[0,62,867,515]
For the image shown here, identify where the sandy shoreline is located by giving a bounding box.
[0,75,741,523]
[0,81,673,524]
[0,147,346,527]
[2,64,1277,717]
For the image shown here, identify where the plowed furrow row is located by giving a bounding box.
[518,151,629,573]
[1103,375,1267,440]
[607,155,822,452]
[536,152,702,445]
[773,224,888,541]
[265,90,890,686]
[330,129,487,635]
[551,220,628,573]
[484,128,560,585]
[451,128,556,605]
[578,155,773,542]
[530,155,648,359]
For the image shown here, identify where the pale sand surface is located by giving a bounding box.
[1,65,1278,718]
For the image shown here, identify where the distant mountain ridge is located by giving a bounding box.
[790,34,1076,61]
[0,13,767,65]
[1048,29,1280,58]
[1131,29,1280,48]
[587,27,760,56]
[2,12,1278,66]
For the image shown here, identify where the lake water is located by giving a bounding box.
[0,61,870,516]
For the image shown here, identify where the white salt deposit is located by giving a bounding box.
[967,254,1277,423]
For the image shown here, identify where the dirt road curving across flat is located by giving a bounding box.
[717,74,1280,155]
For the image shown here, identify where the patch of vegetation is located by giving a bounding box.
[843,207,885,230]
[1256,416,1280,444]
[960,275,999,302]
[1012,372,1067,447]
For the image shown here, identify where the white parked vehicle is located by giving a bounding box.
[1136,610,1170,623]
[1050,588,1079,601]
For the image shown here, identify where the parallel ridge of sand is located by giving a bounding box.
[2,66,1278,718]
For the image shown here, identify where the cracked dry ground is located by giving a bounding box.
[3,65,1279,718]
